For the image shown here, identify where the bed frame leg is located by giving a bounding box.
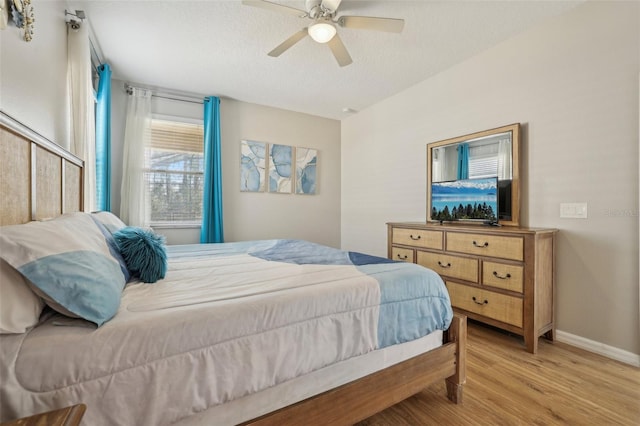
[444,314,467,404]
[446,379,464,404]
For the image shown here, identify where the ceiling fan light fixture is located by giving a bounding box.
[308,21,336,43]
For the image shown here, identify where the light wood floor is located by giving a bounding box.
[357,321,640,425]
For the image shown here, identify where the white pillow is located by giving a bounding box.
[0,258,45,334]
[91,211,127,234]
[0,212,127,327]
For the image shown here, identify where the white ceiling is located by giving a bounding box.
[69,0,583,120]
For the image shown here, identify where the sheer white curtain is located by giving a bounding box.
[432,147,445,181]
[120,88,152,226]
[67,24,96,212]
[497,139,512,180]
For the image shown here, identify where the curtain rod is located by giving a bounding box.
[124,83,204,105]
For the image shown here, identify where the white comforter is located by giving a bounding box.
[0,240,451,425]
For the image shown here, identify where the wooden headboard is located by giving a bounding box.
[0,112,84,226]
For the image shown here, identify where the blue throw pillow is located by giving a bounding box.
[113,227,168,283]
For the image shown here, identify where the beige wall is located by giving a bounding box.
[0,1,69,147]
[110,83,342,247]
[341,1,639,357]
[220,99,341,247]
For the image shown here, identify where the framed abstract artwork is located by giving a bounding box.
[295,147,317,195]
[240,140,266,192]
[268,144,292,193]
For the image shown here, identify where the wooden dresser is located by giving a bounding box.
[387,222,557,353]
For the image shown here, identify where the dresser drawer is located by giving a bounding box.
[446,281,523,327]
[391,247,414,262]
[446,232,524,261]
[392,228,443,250]
[482,261,524,293]
[417,252,478,282]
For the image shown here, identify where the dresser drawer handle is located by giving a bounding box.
[472,296,489,305]
[396,253,408,260]
[493,271,512,280]
[437,261,451,268]
[472,240,489,248]
[410,234,421,240]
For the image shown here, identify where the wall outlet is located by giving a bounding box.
[560,202,588,219]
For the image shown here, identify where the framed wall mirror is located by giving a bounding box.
[426,123,521,227]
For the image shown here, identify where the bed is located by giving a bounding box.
[0,112,466,425]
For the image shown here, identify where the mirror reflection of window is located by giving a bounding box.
[432,132,512,182]
[432,145,458,182]
[468,140,497,178]
[467,135,512,179]
[432,147,444,181]
[497,138,512,180]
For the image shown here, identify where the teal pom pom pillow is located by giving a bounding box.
[113,227,167,283]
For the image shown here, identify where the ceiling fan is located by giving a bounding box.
[242,0,405,67]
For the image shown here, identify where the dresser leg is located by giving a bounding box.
[526,329,554,353]
[525,334,538,354]
[544,328,556,341]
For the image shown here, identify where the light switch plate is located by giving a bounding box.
[560,202,588,218]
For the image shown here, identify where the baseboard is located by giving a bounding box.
[556,330,640,367]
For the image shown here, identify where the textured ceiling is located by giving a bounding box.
[69,0,583,120]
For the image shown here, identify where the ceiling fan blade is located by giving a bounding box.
[242,0,306,18]
[268,28,309,57]
[321,0,342,13]
[327,33,352,67]
[338,16,405,33]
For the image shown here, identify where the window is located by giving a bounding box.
[468,142,499,179]
[145,118,204,227]
[467,134,511,179]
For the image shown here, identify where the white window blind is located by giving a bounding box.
[467,133,512,180]
[145,118,204,226]
[468,141,499,179]
[469,156,498,178]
